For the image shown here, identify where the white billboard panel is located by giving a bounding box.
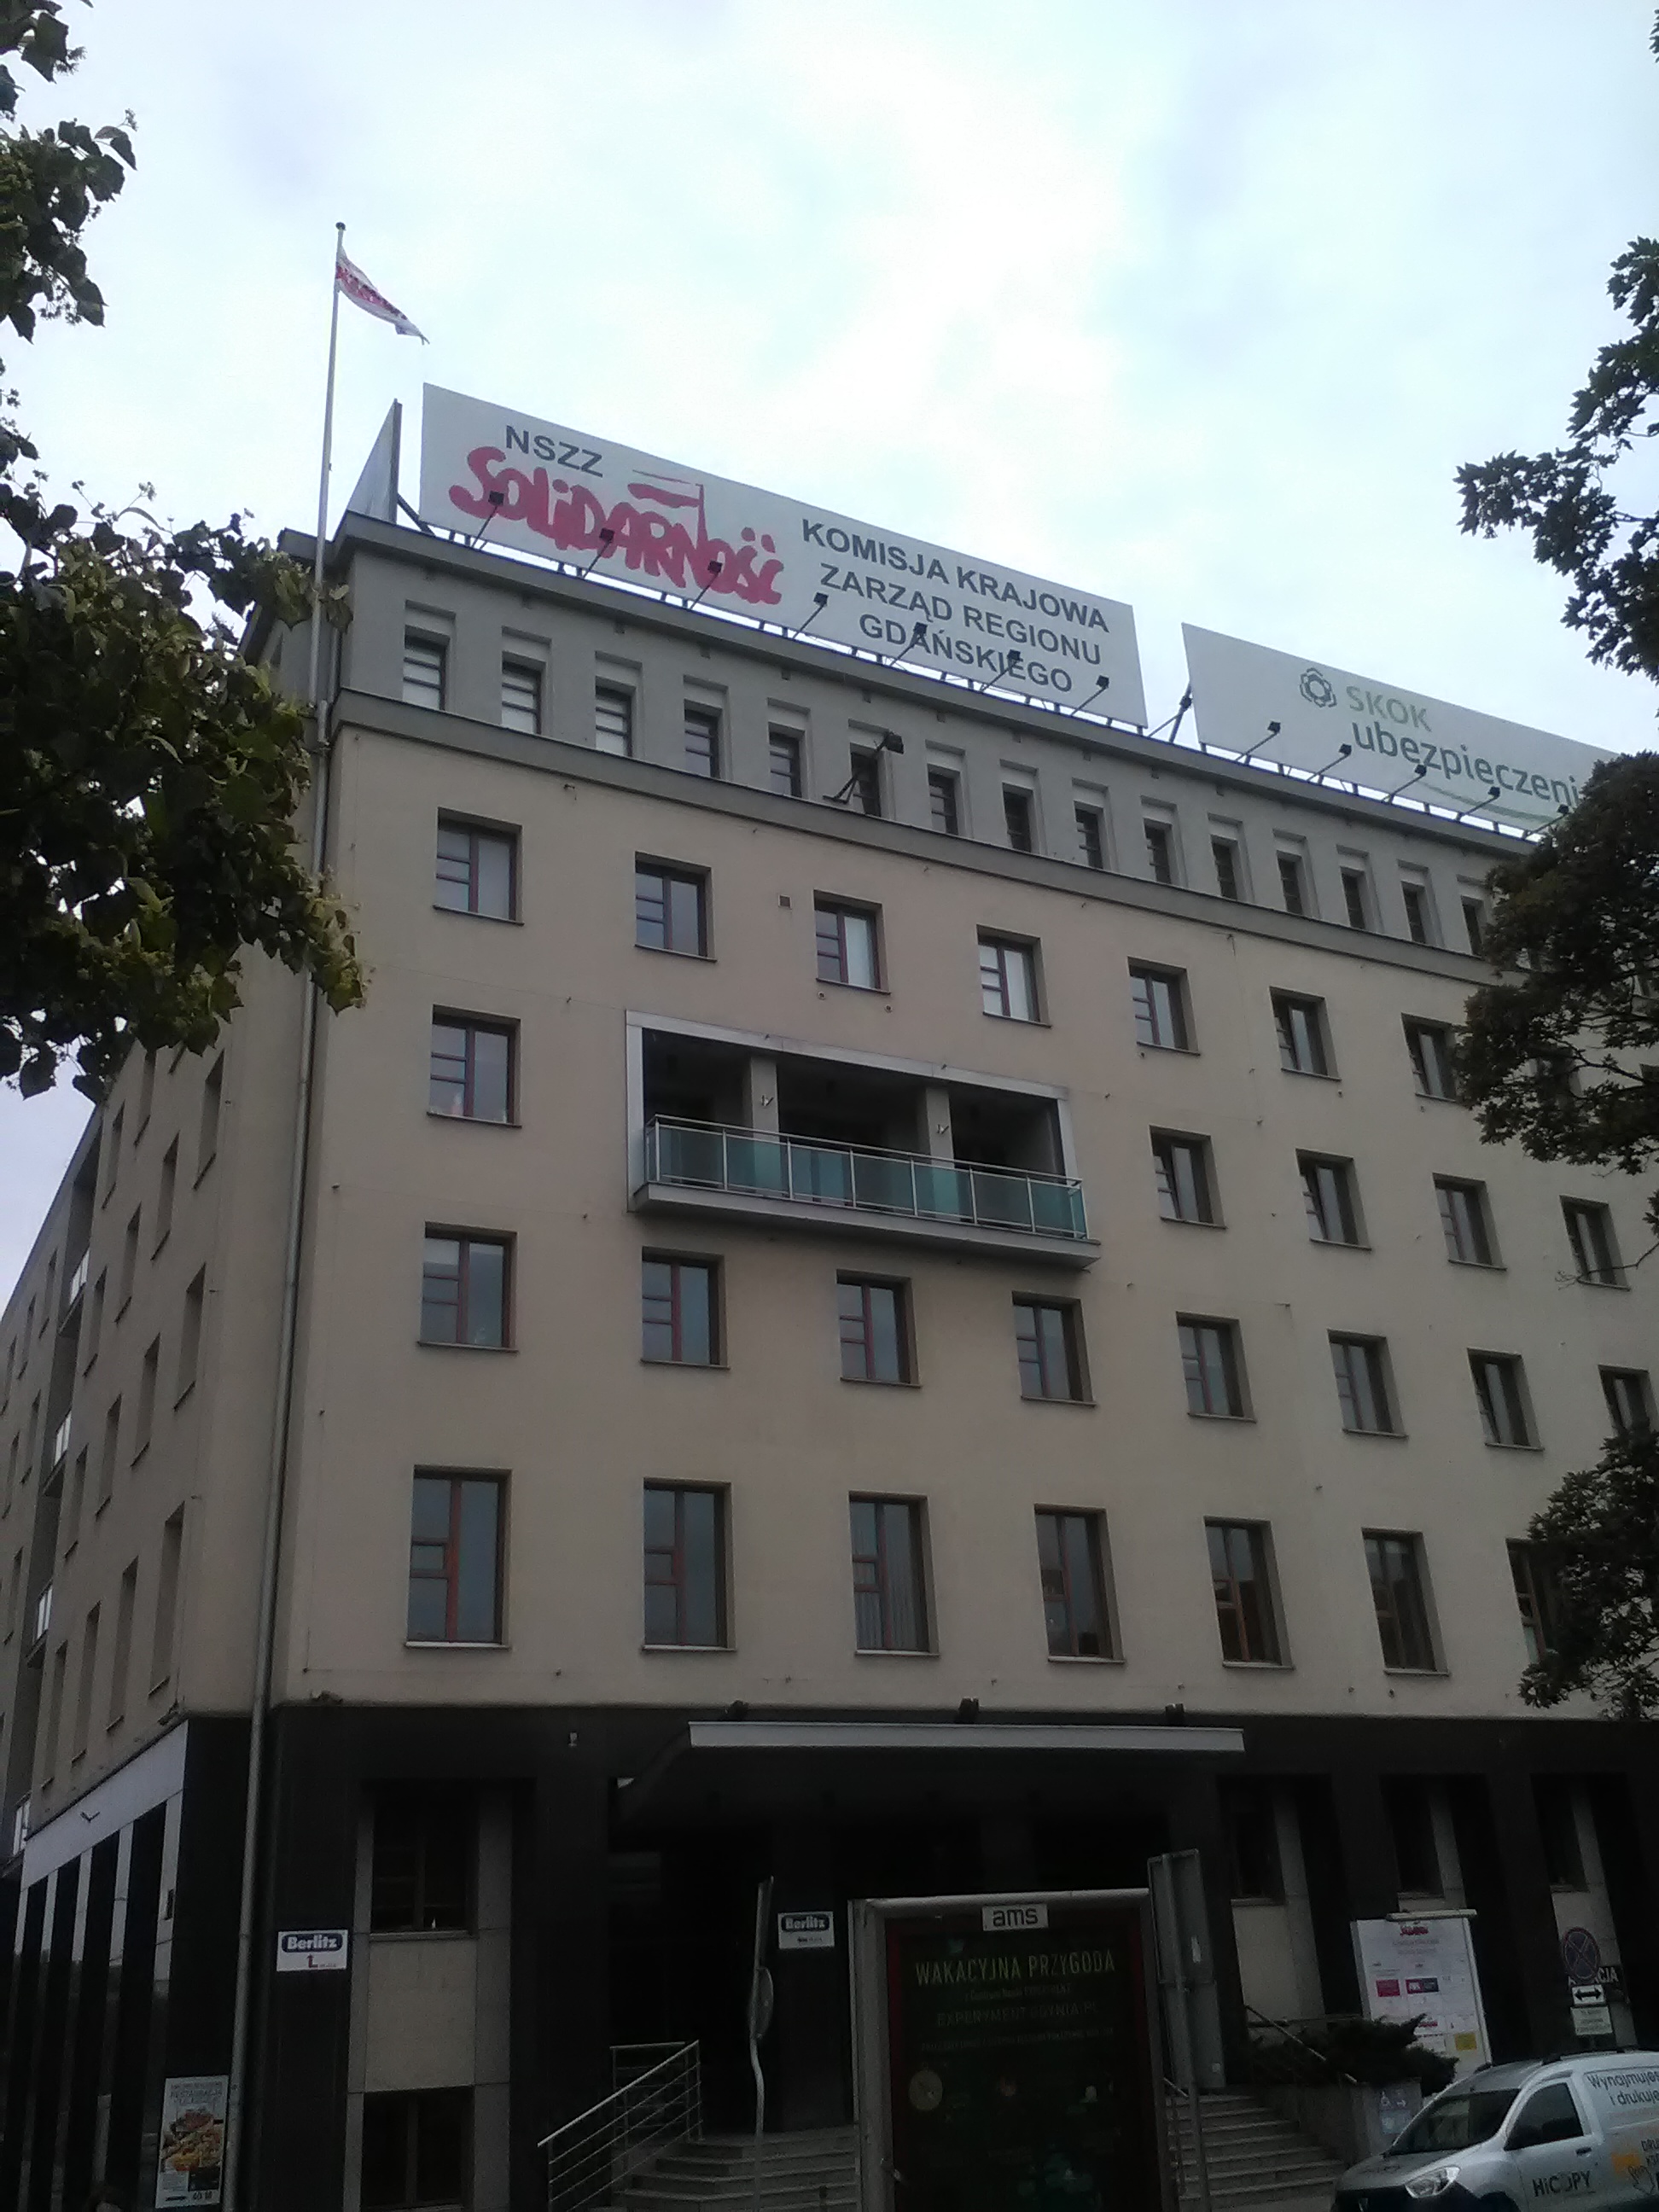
[419,386,1145,720]
[1184,624,1615,835]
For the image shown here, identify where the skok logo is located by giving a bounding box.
[1300,667,1337,708]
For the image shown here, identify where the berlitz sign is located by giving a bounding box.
[275,1928,349,1972]
[418,386,1146,719]
[1183,624,1615,835]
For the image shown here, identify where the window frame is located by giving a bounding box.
[434,815,518,923]
[837,1276,913,1386]
[1364,1530,1439,1673]
[1272,992,1332,1077]
[1206,1520,1283,1666]
[1400,879,1435,946]
[847,747,882,816]
[814,899,883,991]
[595,682,635,757]
[370,1784,474,1935]
[1563,1199,1621,1287]
[683,702,722,778]
[1143,817,1176,885]
[1470,1351,1536,1449]
[1405,1018,1458,1101]
[768,728,803,798]
[499,656,543,736]
[1075,805,1105,870]
[1435,1177,1496,1266]
[1179,1316,1249,1419]
[1300,1154,1363,1245]
[1130,963,1190,1052]
[1003,787,1036,853]
[1012,1298,1088,1404]
[360,2086,473,2212]
[1151,1130,1217,1225]
[1601,1365,1653,1437]
[401,631,446,712]
[406,1470,506,1646]
[1330,1334,1400,1435]
[928,767,962,836]
[849,1494,929,1654]
[1340,867,1372,931]
[420,1231,512,1351]
[428,1014,516,1126]
[643,1481,730,1650]
[1508,1540,1560,1667]
[635,860,710,959]
[1276,851,1308,917]
[1035,1507,1117,1661]
[641,1254,721,1367]
[978,934,1041,1023]
[1211,837,1243,902]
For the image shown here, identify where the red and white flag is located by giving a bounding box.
[335,247,426,341]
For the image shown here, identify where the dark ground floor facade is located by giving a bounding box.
[1,1702,1655,2210]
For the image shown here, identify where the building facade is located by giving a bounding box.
[0,510,1655,2209]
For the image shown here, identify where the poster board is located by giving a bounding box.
[155,2074,228,2204]
[1353,1915,1490,2075]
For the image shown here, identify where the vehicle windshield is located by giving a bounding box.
[1392,2087,1522,2156]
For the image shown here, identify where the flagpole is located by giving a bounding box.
[221,218,345,2212]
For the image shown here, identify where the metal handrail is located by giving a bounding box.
[1244,2002,1358,2084]
[643,1116,1089,1242]
[540,2039,701,2212]
[1162,2077,1189,2197]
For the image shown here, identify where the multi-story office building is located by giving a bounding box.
[0,501,1654,2211]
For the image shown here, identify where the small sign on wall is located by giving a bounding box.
[983,1901,1048,1932]
[778,1910,835,1952]
[275,1928,350,1972]
[156,2074,227,2205]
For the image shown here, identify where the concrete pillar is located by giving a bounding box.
[743,1056,779,1136]
[921,1085,954,1162]
[1166,1768,1247,2072]
[771,1822,847,2130]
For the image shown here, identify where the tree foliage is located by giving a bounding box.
[0,1,362,1097]
[1522,1428,1659,1720]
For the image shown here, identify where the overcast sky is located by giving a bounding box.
[5,0,1657,1300]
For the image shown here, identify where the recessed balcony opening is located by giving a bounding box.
[948,1086,1062,1178]
[775,1060,925,1155]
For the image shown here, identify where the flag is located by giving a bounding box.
[335,247,426,341]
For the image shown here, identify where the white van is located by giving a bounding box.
[1334,2052,1659,2212]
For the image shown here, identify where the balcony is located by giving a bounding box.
[637,1118,1095,1266]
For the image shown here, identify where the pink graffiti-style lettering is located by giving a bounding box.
[449,447,784,606]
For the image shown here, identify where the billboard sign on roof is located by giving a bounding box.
[1183,623,1616,834]
[419,385,1146,720]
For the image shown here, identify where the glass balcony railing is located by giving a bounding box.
[643,1118,1089,1243]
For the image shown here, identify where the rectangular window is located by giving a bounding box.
[1436,1178,1494,1266]
[73,1604,99,1758]
[1536,1779,1584,1888]
[815,901,881,989]
[1130,965,1189,1051]
[1144,818,1174,884]
[420,1234,509,1348]
[1036,1510,1114,1658]
[1386,1779,1442,1895]
[1075,806,1105,870]
[108,1560,136,1728]
[499,658,542,735]
[1342,869,1371,930]
[401,632,445,711]
[1405,1019,1457,1100]
[1225,1783,1285,1901]
[595,683,634,757]
[1277,853,1307,916]
[1207,1522,1281,1663]
[1401,882,1432,945]
[684,704,720,777]
[137,1048,156,1133]
[434,818,516,920]
[838,1277,910,1385]
[1004,789,1034,853]
[370,1787,472,1932]
[119,1208,140,1312]
[407,1473,504,1644]
[428,1016,514,1123]
[1179,1318,1246,1417]
[1471,1353,1534,1447]
[1461,898,1486,956]
[134,1339,159,1460]
[178,1270,205,1399]
[1212,839,1241,901]
[150,1506,183,1689]
[102,1105,124,1202]
[928,769,961,835]
[198,1054,224,1179]
[979,936,1039,1022]
[641,1256,718,1365]
[98,1399,119,1511]
[1014,1300,1086,1402]
[63,1448,86,1553]
[1300,1155,1360,1244]
[154,1138,178,1251]
[1273,992,1330,1075]
[636,862,708,957]
[361,2088,471,2212]
[1602,1366,1653,1436]
[643,1484,727,1648]
[84,1272,105,1371]
[769,730,802,797]
[1508,1540,1559,1667]
[1330,1336,1397,1434]
[1365,1532,1436,1671]
[1152,1132,1214,1224]
[847,748,882,816]
[849,1496,927,1652]
[1563,1200,1621,1285]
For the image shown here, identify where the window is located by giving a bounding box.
[198,1054,224,1179]
[150,1506,183,1690]
[108,1560,136,1728]
[643,1485,727,1647]
[979,936,1039,1022]
[850,1497,927,1651]
[838,1278,910,1385]
[98,1399,119,1511]
[137,1048,157,1134]
[1602,1366,1653,1436]
[154,1138,178,1251]
[815,901,882,989]
[1330,1336,1397,1434]
[1144,818,1174,884]
[407,1473,504,1644]
[1036,1510,1113,1658]
[1277,853,1307,916]
[102,1105,124,1201]
[420,1235,509,1348]
[768,730,802,797]
[1225,1784,1284,1901]
[641,1256,718,1365]
[134,1338,159,1460]
[1207,1522,1281,1664]
[1301,1155,1361,1244]
[1405,1019,1457,1100]
[434,818,516,920]
[1365,1533,1436,1669]
[1152,1132,1214,1225]
[499,658,542,735]
[1401,882,1432,945]
[401,632,445,710]
[1179,1318,1246,1417]
[73,1604,99,1758]
[63,1449,86,1554]
[1385,1778,1441,1895]
[84,1272,105,1371]
[1013,1300,1086,1402]
[1212,839,1241,901]
[1004,789,1034,853]
[928,769,961,835]
[847,748,881,816]
[1341,869,1371,930]
[1471,1353,1534,1447]
[1535,1779,1585,1888]
[1563,1200,1621,1285]
[1273,993,1330,1075]
[684,704,720,777]
[1436,1179,1494,1266]
[1508,1541,1559,1667]
[1461,898,1485,956]
[428,1016,514,1123]
[119,1208,140,1312]
[1130,964,1189,1051]
[636,862,708,957]
[178,1271,205,1399]
[371,1787,472,1932]
[361,2088,471,2212]
[1075,806,1105,870]
[595,683,634,757]
[1507,2084,1586,2154]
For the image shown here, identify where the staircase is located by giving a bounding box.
[1168,2089,1346,2211]
[612,2128,859,2212]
